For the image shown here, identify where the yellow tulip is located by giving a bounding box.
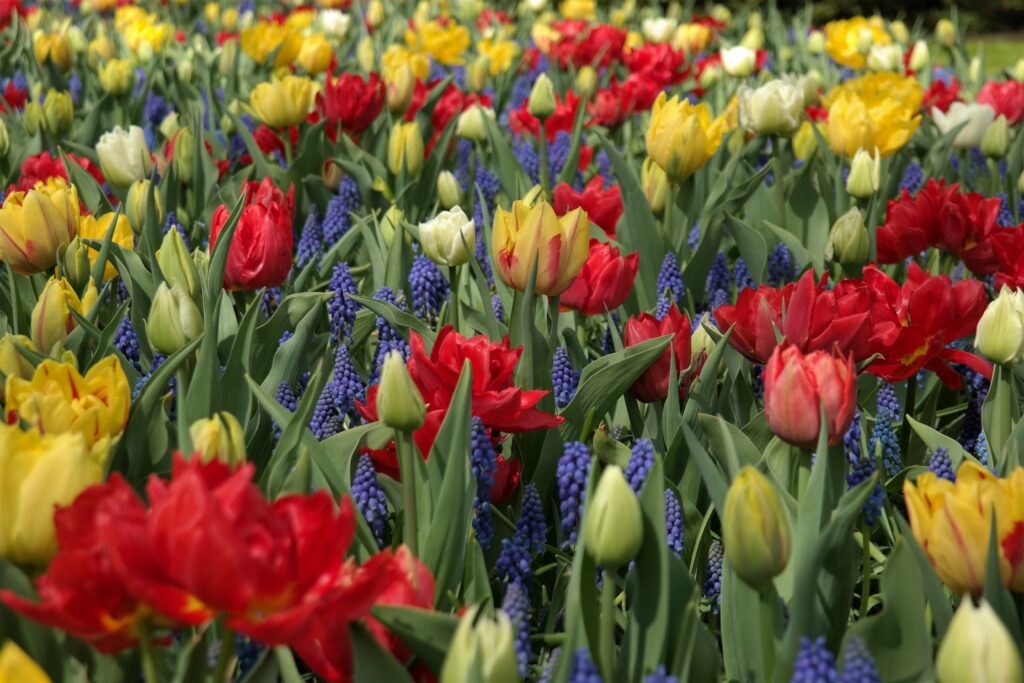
[824,16,892,69]
[793,121,823,161]
[189,412,247,465]
[904,461,1024,596]
[0,424,100,565]
[0,181,79,275]
[387,122,424,176]
[34,32,72,71]
[723,467,791,586]
[98,58,135,96]
[826,72,923,112]
[5,355,131,458]
[645,92,727,185]
[87,36,115,68]
[249,76,318,128]
[382,44,431,82]
[491,195,589,296]
[297,33,333,74]
[0,335,35,402]
[121,18,171,55]
[30,277,82,355]
[478,38,521,77]
[42,90,74,137]
[673,23,713,55]
[559,0,595,20]
[826,89,920,158]
[404,19,470,66]
[77,212,134,281]
[240,22,302,68]
[0,641,53,683]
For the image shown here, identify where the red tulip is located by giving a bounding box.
[992,225,1024,291]
[561,239,638,315]
[622,43,689,89]
[8,151,106,195]
[922,78,962,113]
[876,179,1002,275]
[624,304,698,402]
[553,177,624,238]
[714,270,872,364]
[763,344,857,450]
[316,72,386,138]
[977,80,1024,126]
[366,545,434,661]
[209,177,294,290]
[587,80,644,130]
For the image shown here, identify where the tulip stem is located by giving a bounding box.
[448,266,461,333]
[137,620,160,683]
[858,519,872,618]
[600,568,617,680]
[395,428,420,555]
[898,378,917,461]
[467,147,477,216]
[538,120,551,195]
[772,137,787,230]
[663,182,676,245]
[213,627,236,682]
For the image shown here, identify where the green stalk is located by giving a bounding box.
[772,137,787,230]
[137,620,160,683]
[395,429,419,555]
[600,569,617,680]
[858,520,872,618]
[467,146,477,216]
[538,119,551,195]
[448,266,461,334]
[663,182,676,247]
[898,377,917,461]
[212,627,236,683]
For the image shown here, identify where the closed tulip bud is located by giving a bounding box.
[932,102,996,150]
[126,179,164,232]
[158,112,180,141]
[723,467,791,586]
[380,205,405,247]
[856,28,874,55]
[936,19,956,48]
[322,160,343,191]
[456,105,495,142]
[0,118,9,158]
[465,58,489,93]
[59,238,91,292]
[376,350,426,431]
[176,56,193,83]
[147,282,204,354]
[845,148,881,198]
[937,599,1023,683]
[740,27,764,51]
[866,44,903,72]
[156,229,200,299]
[720,45,756,77]
[42,89,73,136]
[969,56,982,84]
[982,115,1009,159]
[583,465,643,567]
[31,277,82,354]
[739,80,804,137]
[34,32,72,71]
[357,35,376,72]
[641,156,669,214]
[889,20,909,45]
[440,606,520,683]
[909,40,930,72]
[1013,58,1024,83]
[419,206,475,267]
[23,102,43,137]
[0,334,36,401]
[386,63,415,115]
[806,30,825,54]
[98,59,134,95]
[575,65,597,98]
[173,128,196,183]
[826,206,870,265]
[710,3,730,23]
[974,286,1024,365]
[189,412,246,465]
[528,73,556,119]
[691,317,718,366]
[437,171,462,209]
[96,125,152,187]
[366,0,384,27]
[218,39,237,76]
[699,64,721,90]
[388,122,424,176]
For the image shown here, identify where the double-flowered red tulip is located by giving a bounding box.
[317,72,386,139]
[624,304,699,402]
[552,177,624,238]
[560,239,638,316]
[210,177,294,290]
[977,80,1024,126]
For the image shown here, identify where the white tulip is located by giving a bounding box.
[931,102,997,149]
[642,17,677,44]
[318,10,351,39]
[866,44,903,72]
[739,80,804,136]
[419,206,476,267]
[95,125,152,187]
[720,46,756,77]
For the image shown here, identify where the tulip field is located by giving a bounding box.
[4,1,1024,682]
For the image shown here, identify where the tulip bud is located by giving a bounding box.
[982,115,1009,159]
[936,19,955,48]
[177,58,194,83]
[465,58,489,93]
[583,465,643,567]
[936,599,1023,683]
[575,65,597,99]
[739,80,803,137]
[0,118,9,158]
[826,206,870,266]
[723,466,791,586]
[159,111,181,140]
[845,148,881,198]
[806,30,825,54]
[1012,58,1024,83]
[376,350,426,431]
[42,89,73,136]
[437,171,462,209]
[218,39,237,77]
[366,0,384,27]
[699,64,721,90]
[0,334,36,401]
[356,35,375,73]
[890,20,910,45]
[527,73,556,119]
[322,160,343,191]
[173,128,196,183]
[909,40,930,72]
[126,180,164,232]
[96,125,152,187]
[456,105,495,142]
[31,277,82,354]
[740,27,764,51]
[720,46,756,77]
[388,122,424,176]
[147,282,204,354]
[59,238,91,292]
[641,157,668,215]
[156,229,201,299]
[867,44,903,72]
[23,102,43,137]
[189,412,246,465]
[419,206,475,267]
[380,205,405,247]
[969,56,982,85]
[386,63,415,115]
[974,286,1024,365]
[710,3,730,23]
[1019,169,1024,196]
[440,606,520,683]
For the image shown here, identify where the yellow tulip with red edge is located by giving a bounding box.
[29,277,82,354]
[0,335,35,401]
[0,181,79,275]
[645,93,727,185]
[78,212,133,281]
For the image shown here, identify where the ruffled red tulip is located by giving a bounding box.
[714,269,872,364]
[862,263,990,388]
[561,239,638,316]
[210,177,294,290]
[992,225,1024,291]
[922,78,962,113]
[8,151,106,194]
[977,80,1024,126]
[622,43,689,89]
[763,344,857,450]
[624,304,698,402]
[366,545,434,661]
[876,179,1002,275]
[317,72,386,139]
[0,80,26,112]
[552,177,623,237]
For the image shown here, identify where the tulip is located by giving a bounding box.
[249,76,318,128]
[793,122,821,161]
[827,90,920,158]
[889,20,909,44]
[977,81,1024,127]
[936,599,1023,683]
[641,157,669,214]
[824,17,891,69]
[30,277,82,354]
[0,641,51,683]
[317,72,386,136]
[176,58,193,83]
[59,237,90,292]
[125,179,164,232]
[909,40,930,72]
[624,304,696,402]
[583,465,643,567]
[0,424,100,565]
[936,19,956,47]
[528,73,556,119]
[156,228,200,298]
[34,32,72,71]
[385,63,415,115]
[974,286,1024,365]
[866,44,902,72]
[720,46,756,77]
[806,30,825,54]
[576,66,597,98]
[456,105,495,143]
[845,148,881,198]
[763,344,857,450]
[172,127,195,183]
[552,177,623,238]
[723,467,791,586]
[561,240,638,316]
[741,27,764,51]
[356,35,375,72]
[6,355,130,456]
[418,206,475,267]
[738,80,803,137]
[826,207,870,265]
[465,58,489,93]
[436,171,462,210]
[932,102,996,150]
[160,111,181,139]
[42,90,73,136]
[491,197,589,296]
[318,10,351,39]
[98,59,135,95]
[0,182,80,275]
[982,115,1009,159]
[297,33,332,74]
[380,205,405,248]
[388,121,425,176]
[23,103,43,137]
[96,125,152,187]
[1013,58,1024,82]
[189,412,246,465]
[0,335,35,401]
[440,606,519,683]
[78,212,133,281]
[376,351,426,431]
[645,93,727,184]
[642,17,676,44]
[147,283,204,354]
[0,118,8,157]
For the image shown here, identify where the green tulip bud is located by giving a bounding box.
[982,115,1009,159]
[465,58,489,94]
[0,118,9,157]
[126,180,165,233]
[173,127,196,184]
[1012,58,1024,83]
[23,102,43,137]
[42,89,74,137]
[845,148,880,198]
[826,207,870,266]
[146,282,204,354]
[575,66,597,99]
[583,465,643,567]
[723,466,791,586]
[527,73,556,119]
[159,111,181,140]
[909,40,930,72]
[376,350,426,431]
[437,170,462,210]
[937,599,1023,683]
[58,238,91,293]
[440,605,520,683]
[456,105,495,143]
[156,228,201,299]
[974,286,1024,366]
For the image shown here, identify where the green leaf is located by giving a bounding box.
[724,213,767,285]
[351,622,415,682]
[893,513,954,638]
[371,605,459,673]
[349,294,436,345]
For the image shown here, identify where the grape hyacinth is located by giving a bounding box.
[322,176,361,246]
[705,253,730,301]
[657,252,685,303]
[791,637,838,683]
[655,296,672,321]
[113,314,141,372]
[838,637,880,683]
[624,439,655,493]
[768,243,796,287]
[703,540,723,612]
[470,417,497,549]
[551,347,580,409]
[844,411,884,524]
[351,454,389,548]
[976,431,990,468]
[898,161,924,195]
[645,666,679,683]
[557,441,591,546]
[928,447,955,482]
[327,263,359,342]
[568,648,603,683]
[295,207,321,268]
[370,287,409,383]
[869,383,902,476]
[309,345,365,440]
[665,489,684,558]
[492,294,505,324]
[496,484,547,588]
[687,224,702,251]
[408,254,449,322]
[733,257,754,292]
[502,580,531,677]
[273,380,299,440]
